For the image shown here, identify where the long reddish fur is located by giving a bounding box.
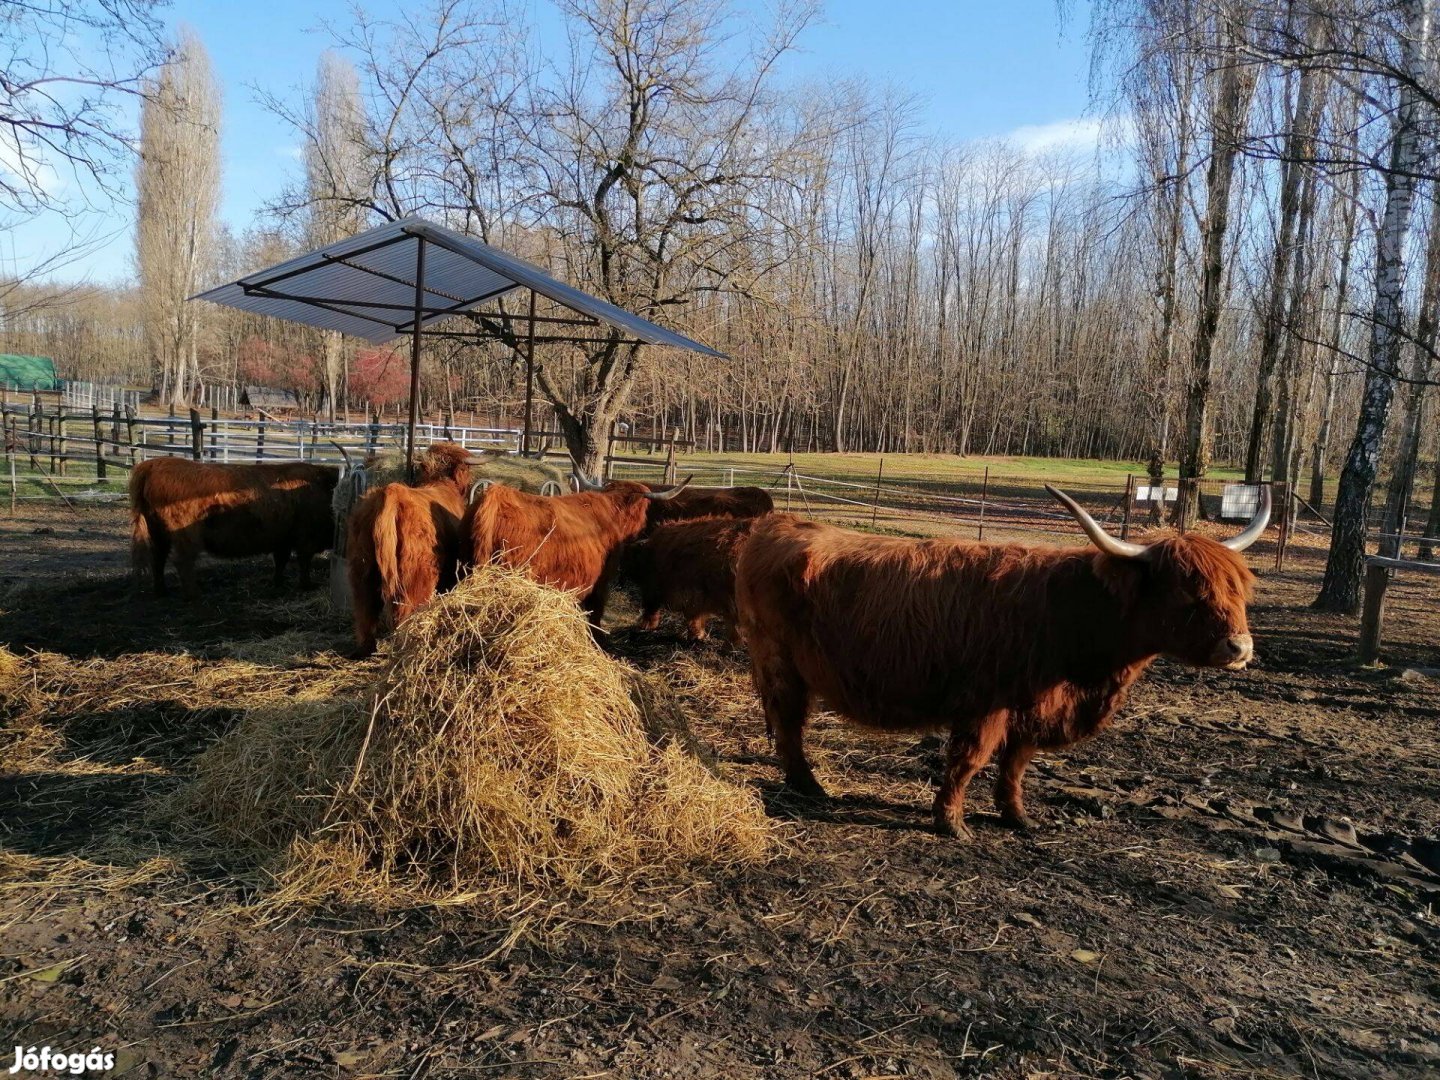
[346,442,472,655]
[735,513,1256,833]
[465,480,656,624]
[641,485,773,531]
[129,457,338,597]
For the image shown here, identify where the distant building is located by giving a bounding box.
[241,386,303,412]
[0,354,60,392]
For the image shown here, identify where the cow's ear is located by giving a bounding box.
[1093,553,1145,607]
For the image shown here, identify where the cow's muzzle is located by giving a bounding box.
[1211,633,1254,669]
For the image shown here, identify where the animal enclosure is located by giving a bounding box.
[1,501,1437,1077]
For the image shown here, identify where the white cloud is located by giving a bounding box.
[0,133,68,202]
[1004,117,1108,155]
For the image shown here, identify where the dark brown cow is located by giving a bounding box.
[622,515,758,642]
[639,483,774,531]
[466,471,689,626]
[129,457,339,598]
[346,442,473,657]
[734,486,1270,838]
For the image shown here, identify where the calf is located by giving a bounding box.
[623,515,757,642]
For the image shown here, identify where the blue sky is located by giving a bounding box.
[8,0,1096,285]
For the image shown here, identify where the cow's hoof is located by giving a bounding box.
[783,775,829,801]
[935,813,975,840]
[998,811,1035,831]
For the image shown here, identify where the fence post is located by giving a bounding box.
[366,411,378,457]
[124,406,138,466]
[664,429,677,484]
[977,467,989,541]
[210,405,219,461]
[1274,481,1290,572]
[56,400,67,475]
[189,408,203,461]
[110,403,121,450]
[92,406,106,480]
[256,417,267,462]
[870,456,884,528]
[1357,561,1391,663]
[1121,474,1134,542]
[604,421,619,480]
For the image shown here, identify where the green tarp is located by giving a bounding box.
[0,354,59,391]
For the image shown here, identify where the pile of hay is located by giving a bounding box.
[176,564,773,907]
[470,450,566,495]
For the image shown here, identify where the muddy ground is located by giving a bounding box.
[1,502,1438,1079]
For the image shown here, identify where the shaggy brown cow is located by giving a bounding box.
[467,471,688,626]
[130,457,339,598]
[735,485,1270,838]
[346,442,473,657]
[623,515,758,642]
[639,483,773,531]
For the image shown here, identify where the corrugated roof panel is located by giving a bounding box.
[192,216,726,357]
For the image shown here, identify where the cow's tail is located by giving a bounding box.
[373,493,406,623]
[129,462,152,583]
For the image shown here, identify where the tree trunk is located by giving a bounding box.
[1178,20,1253,525]
[1245,47,1319,481]
[1378,193,1440,557]
[1317,0,1431,611]
[1418,460,1440,560]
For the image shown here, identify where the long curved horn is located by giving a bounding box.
[329,440,353,470]
[571,464,606,492]
[644,474,694,501]
[1221,485,1271,551]
[1046,484,1147,558]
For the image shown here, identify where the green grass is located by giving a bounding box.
[1,460,128,502]
[634,450,1248,489]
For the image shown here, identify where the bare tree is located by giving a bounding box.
[521,0,822,473]
[1178,8,1258,523]
[1377,187,1440,556]
[304,52,371,418]
[134,28,222,408]
[0,0,164,215]
[1317,0,1433,611]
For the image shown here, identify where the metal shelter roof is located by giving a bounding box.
[192,216,725,358]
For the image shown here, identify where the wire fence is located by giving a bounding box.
[7,394,1439,568]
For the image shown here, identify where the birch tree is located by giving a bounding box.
[1317,0,1433,611]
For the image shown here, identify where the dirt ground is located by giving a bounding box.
[2,502,1439,1079]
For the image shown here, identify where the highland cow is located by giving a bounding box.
[735,485,1270,838]
[129,457,339,598]
[346,442,474,657]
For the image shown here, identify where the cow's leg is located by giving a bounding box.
[149,526,171,597]
[933,713,1007,839]
[993,739,1039,830]
[636,605,662,632]
[686,615,709,641]
[173,544,201,602]
[295,546,317,589]
[272,548,291,588]
[584,553,623,635]
[753,655,822,798]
